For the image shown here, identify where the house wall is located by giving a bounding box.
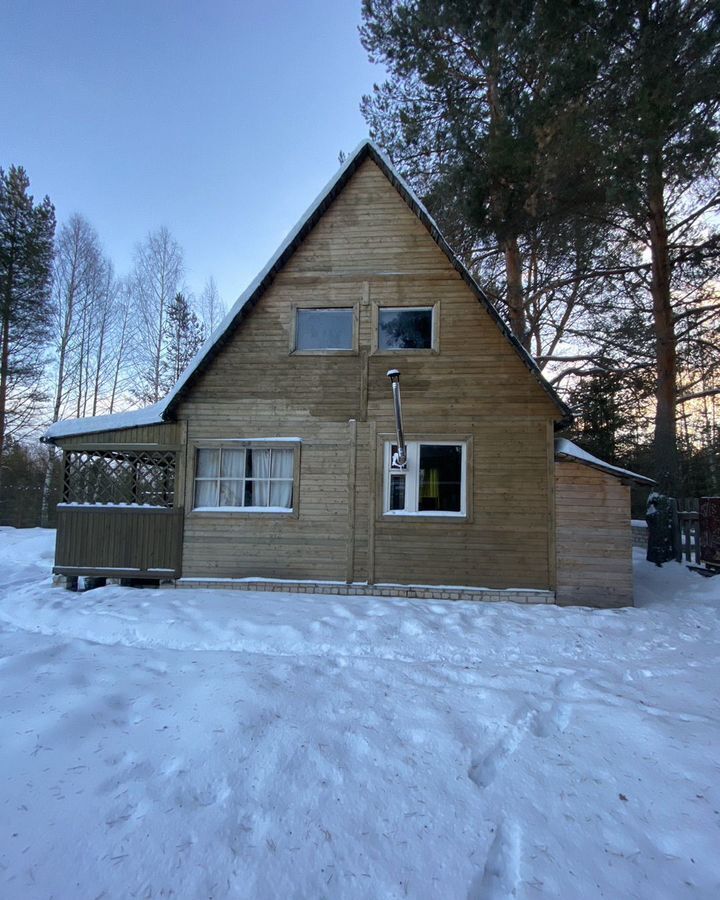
[555,460,633,607]
[173,157,560,589]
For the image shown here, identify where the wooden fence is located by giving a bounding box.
[672,498,700,564]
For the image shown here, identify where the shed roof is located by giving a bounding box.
[555,438,655,486]
[44,139,572,443]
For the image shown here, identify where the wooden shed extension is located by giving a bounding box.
[51,421,185,581]
[554,439,654,607]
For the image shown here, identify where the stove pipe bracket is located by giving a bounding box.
[387,369,407,467]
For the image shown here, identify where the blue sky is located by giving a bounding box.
[1,1,381,305]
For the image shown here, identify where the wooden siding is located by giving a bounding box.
[57,422,180,448]
[555,461,633,607]
[54,506,183,578]
[173,158,559,588]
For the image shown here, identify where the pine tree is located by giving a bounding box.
[159,292,205,396]
[360,0,612,349]
[601,0,720,493]
[0,166,55,461]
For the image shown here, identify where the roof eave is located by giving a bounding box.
[555,450,656,486]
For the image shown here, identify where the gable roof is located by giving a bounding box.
[555,438,655,486]
[43,139,571,443]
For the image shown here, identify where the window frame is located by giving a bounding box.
[290,303,359,355]
[189,439,301,517]
[379,435,472,521]
[371,301,440,355]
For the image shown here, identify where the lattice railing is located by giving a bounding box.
[63,449,176,507]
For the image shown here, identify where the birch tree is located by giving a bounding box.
[108,279,133,413]
[198,276,226,333]
[130,227,184,404]
[48,214,103,423]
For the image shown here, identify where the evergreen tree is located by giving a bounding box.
[361,0,720,494]
[0,166,55,462]
[159,292,205,395]
[360,0,612,349]
[601,0,720,493]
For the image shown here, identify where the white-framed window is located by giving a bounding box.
[383,441,467,516]
[294,307,354,351]
[193,445,295,512]
[378,306,434,350]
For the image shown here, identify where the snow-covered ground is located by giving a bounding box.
[0,528,718,899]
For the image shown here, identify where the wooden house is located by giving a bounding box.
[43,141,653,607]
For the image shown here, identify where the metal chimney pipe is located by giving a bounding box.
[387,369,407,466]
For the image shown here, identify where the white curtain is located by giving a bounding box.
[196,449,219,477]
[218,449,244,506]
[269,449,293,508]
[195,449,220,506]
[250,449,271,506]
[194,479,217,507]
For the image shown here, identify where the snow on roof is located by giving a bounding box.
[44,139,571,441]
[555,438,655,485]
[43,402,166,442]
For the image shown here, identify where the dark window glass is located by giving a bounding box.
[296,308,353,350]
[378,308,432,349]
[418,444,462,512]
[390,474,406,510]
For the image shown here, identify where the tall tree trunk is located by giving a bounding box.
[92,312,107,417]
[109,302,130,414]
[647,148,678,494]
[503,237,528,349]
[40,444,56,528]
[487,63,529,351]
[0,287,12,465]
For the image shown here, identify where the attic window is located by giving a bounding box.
[378,307,434,350]
[295,307,354,351]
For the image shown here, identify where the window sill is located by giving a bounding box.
[372,347,437,355]
[290,349,358,356]
[381,510,468,521]
[192,506,295,515]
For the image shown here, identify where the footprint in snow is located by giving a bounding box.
[468,715,530,789]
[469,701,571,789]
[468,819,521,900]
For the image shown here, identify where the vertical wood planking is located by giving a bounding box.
[346,419,357,583]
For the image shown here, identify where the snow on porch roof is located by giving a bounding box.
[43,402,166,442]
[43,139,572,442]
[555,438,655,486]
